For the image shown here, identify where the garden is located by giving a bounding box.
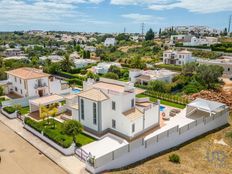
[24,117,95,148]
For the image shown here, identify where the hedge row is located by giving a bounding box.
[57,71,87,81]
[24,117,73,148]
[3,106,16,114]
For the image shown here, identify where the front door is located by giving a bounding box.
[38,90,44,97]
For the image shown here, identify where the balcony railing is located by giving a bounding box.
[34,83,47,89]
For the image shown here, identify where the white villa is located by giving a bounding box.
[183,36,219,46]
[93,62,121,74]
[74,59,97,69]
[84,46,96,52]
[104,38,116,47]
[163,50,196,65]
[3,67,70,98]
[75,78,159,140]
[197,56,232,78]
[39,55,64,63]
[129,69,179,85]
[4,48,24,57]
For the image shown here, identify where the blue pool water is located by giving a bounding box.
[160,106,166,112]
[72,89,81,94]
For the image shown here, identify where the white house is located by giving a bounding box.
[129,69,179,85]
[170,35,192,45]
[197,56,232,78]
[74,78,160,140]
[74,59,97,69]
[4,67,71,98]
[39,55,64,63]
[163,50,196,65]
[84,46,96,52]
[183,36,218,46]
[93,62,121,74]
[4,48,24,57]
[104,38,116,47]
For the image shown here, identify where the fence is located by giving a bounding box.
[92,110,228,169]
[1,97,35,108]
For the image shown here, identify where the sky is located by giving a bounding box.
[0,0,231,33]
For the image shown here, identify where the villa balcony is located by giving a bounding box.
[34,83,47,89]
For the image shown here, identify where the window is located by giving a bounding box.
[112,119,116,129]
[131,99,135,108]
[81,99,84,120]
[112,101,116,110]
[14,77,17,82]
[132,124,135,133]
[228,68,230,72]
[93,103,97,125]
[15,87,18,92]
[20,89,22,94]
[20,79,22,84]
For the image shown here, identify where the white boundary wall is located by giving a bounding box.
[24,124,75,156]
[86,110,229,173]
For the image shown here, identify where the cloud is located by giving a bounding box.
[111,0,232,14]
[122,13,163,23]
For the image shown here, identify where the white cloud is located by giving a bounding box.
[149,0,232,13]
[122,13,163,24]
[111,0,232,14]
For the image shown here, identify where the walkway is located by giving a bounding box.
[0,114,88,174]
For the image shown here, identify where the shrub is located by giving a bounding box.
[0,86,3,96]
[3,106,16,114]
[169,154,180,163]
[24,117,43,132]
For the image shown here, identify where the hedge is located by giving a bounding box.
[3,106,16,114]
[24,117,73,148]
[154,64,182,72]
[57,71,87,81]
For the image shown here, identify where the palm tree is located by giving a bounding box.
[61,54,74,72]
[63,120,83,144]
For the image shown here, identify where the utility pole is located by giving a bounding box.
[228,15,232,36]
[141,23,145,36]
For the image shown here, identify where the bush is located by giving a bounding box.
[169,154,180,163]
[24,117,43,132]
[0,86,3,96]
[3,106,16,114]
[103,72,119,80]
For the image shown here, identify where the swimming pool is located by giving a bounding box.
[72,88,81,94]
[160,106,166,112]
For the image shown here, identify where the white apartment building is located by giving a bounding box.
[104,38,116,47]
[84,46,96,52]
[75,78,159,140]
[170,35,192,45]
[5,67,70,97]
[163,50,196,65]
[93,62,121,74]
[129,69,178,85]
[39,55,64,63]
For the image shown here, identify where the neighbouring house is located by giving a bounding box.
[84,46,96,52]
[170,35,192,45]
[93,62,121,74]
[4,67,71,98]
[3,55,28,61]
[74,59,97,69]
[197,56,232,78]
[39,55,64,63]
[163,50,196,65]
[4,48,24,57]
[104,38,116,47]
[129,69,179,85]
[74,78,159,140]
[183,36,219,46]
[70,52,81,60]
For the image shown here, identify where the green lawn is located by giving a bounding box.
[25,117,95,148]
[136,93,186,109]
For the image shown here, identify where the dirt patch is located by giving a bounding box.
[118,45,142,53]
